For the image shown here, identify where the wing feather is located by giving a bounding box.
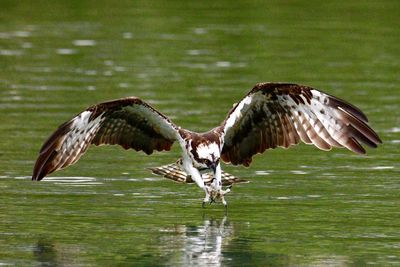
[32,97,181,181]
[220,82,382,166]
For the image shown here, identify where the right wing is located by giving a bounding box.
[32,97,181,181]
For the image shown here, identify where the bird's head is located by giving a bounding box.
[188,132,221,173]
[192,141,220,172]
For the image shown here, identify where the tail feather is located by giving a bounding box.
[148,162,188,183]
[148,160,249,186]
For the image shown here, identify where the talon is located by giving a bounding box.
[223,200,228,211]
[222,188,231,195]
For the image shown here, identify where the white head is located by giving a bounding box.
[187,132,222,172]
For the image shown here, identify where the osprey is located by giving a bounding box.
[32,83,381,208]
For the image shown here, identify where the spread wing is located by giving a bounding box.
[32,97,181,181]
[220,82,382,166]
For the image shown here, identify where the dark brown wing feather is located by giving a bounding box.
[220,82,382,166]
[32,97,180,181]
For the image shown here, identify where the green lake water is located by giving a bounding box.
[1,1,399,266]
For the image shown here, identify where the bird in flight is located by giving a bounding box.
[32,83,381,208]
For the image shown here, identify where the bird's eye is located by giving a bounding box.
[203,159,210,165]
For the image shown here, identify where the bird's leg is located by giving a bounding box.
[211,163,230,207]
[213,163,222,191]
[219,185,232,208]
[182,159,212,207]
[182,159,231,208]
[202,184,211,208]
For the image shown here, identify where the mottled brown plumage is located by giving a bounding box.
[219,83,381,166]
[32,82,381,208]
[32,97,179,181]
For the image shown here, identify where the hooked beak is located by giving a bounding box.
[210,162,217,173]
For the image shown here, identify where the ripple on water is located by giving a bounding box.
[186,49,209,56]
[254,170,273,175]
[72,40,96,46]
[56,48,77,55]
[143,177,163,182]
[131,192,162,198]
[0,49,24,56]
[290,170,309,175]
[193,27,207,35]
[122,32,133,39]
[21,42,32,49]
[369,166,394,170]
[336,165,395,171]
[275,195,322,200]
[13,31,32,38]
[215,61,231,68]
[43,176,103,186]
[386,127,400,133]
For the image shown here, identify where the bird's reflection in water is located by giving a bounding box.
[33,237,85,266]
[161,216,234,266]
[32,217,234,266]
[33,238,58,266]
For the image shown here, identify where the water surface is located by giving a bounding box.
[1,1,399,266]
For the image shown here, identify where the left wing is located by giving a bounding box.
[219,82,382,166]
[32,97,181,181]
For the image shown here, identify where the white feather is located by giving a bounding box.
[196,143,220,159]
